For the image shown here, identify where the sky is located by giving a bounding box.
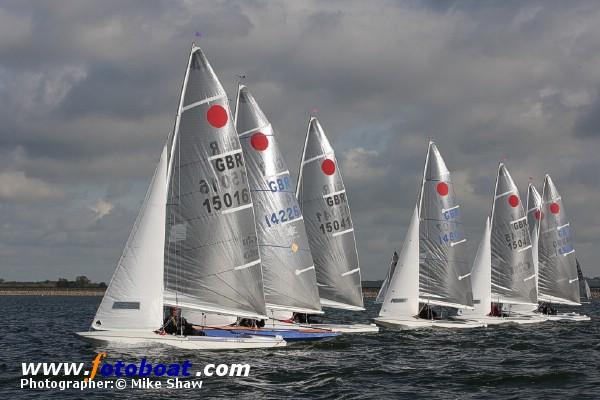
[1,0,600,282]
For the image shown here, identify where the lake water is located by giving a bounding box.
[0,296,598,399]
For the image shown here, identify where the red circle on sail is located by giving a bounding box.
[250,132,269,151]
[321,159,336,175]
[550,202,560,214]
[534,210,544,220]
[508,194,519,207]
[436,182,449,196]
[206,105,228,128]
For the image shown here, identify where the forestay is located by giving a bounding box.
[537,175,580,305]
[296,117,364,311]
[92,145,167,331]
[235,86,322,314]
[164,46,267,319]
[489,164,537,305]
[418,142,473,309]
[375,251,399,304]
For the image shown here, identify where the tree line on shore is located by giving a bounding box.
[0,276,107,289]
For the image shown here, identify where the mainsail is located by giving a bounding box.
[92,145,168,331]
[234,85,322,314]
[577,260,592,303]
[164,46,267,318]
[375,251,399,304]
[418,142,473,309]
[489,164,537,305]
[537,175,580,305]
[296,117,364,311]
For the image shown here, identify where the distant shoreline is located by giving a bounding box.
[0,288,105,296]
[1,287,598,299]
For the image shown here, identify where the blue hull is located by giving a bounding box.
[202,328,339,342]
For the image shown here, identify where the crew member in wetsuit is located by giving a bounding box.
[160,307,205,336]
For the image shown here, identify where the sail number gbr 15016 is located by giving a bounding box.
[200,150,250,214]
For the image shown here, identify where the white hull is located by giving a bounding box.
[308,323,379,333]
[542,313,591,322]
[260,319,378,333]
[373,317,487,330]
[76,330,287,349]
[453,315,547,325]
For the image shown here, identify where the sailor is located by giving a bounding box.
[160,307,205,336]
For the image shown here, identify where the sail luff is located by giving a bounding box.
[295,117,312,199]
[167,45,195,185]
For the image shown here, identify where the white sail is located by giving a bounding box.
[296,117,364,311]
[375,251,399,304]
[576,260,592,303]
[537,175,580,305]
[418,142,473,309]
[92,145,167,331]
[526,184,542,291]
[460,218,492,317]
[234,85,322,314]
[490,164,537,306]
[164,46,267,319]
[378,206,420,318]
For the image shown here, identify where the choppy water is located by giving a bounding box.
[0,296,598,399]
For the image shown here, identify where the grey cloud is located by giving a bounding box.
[1,0,600,282]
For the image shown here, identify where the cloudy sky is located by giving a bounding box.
[1,0,600,282]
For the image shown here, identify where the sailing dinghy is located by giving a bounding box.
[536,175,590,321]
[505,184,543,317]
[455,165,545,325]
[375,251,399,304]
[374,142,485,329]
[293,117,378,333]
[77,45,286,349]
[216,84,339,340]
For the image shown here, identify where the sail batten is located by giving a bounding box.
[489,164,538,305]
[164,47,267,318]
[235,85,322,314]
[296,117,364,310]
[537,175,580,305]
